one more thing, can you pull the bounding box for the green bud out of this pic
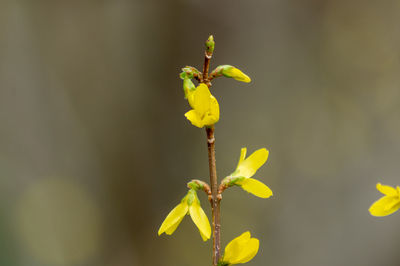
[209,65,229,79]
[205,35,215,55]
[187,180,202,190]
[180,71,190,80]
[186,189,197,205]
[183,78,196,99]
[180,66,201,80]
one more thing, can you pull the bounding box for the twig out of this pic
[206,126,221,266]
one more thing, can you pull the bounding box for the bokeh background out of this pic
[1,0,400,265]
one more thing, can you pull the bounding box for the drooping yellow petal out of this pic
[164,214,186,235]
[236,148,269,178]
[369,195,400,217]
[186,88,196,108]
[189,201,211,241]
[240,178,273,198]
[376,183,397,196]
[193,84,211,115]
[223,231,259,265]
[184,110,204,128]
[209,95,220,122]
[158,201,189,236]
[236,148,247,169]
[201,96,220,126]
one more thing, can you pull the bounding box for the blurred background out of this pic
[1,0,400,265]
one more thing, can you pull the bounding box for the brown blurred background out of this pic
[1,0,400,265]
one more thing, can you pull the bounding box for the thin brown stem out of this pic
[206,126,221,266]
[188,179,212,198]
[202,51,212,87]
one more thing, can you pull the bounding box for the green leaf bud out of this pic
[186,189,197,205]
[180,66,201,80]
[205,35,215,55]
[183,78,196,99]
[187,180,202,190]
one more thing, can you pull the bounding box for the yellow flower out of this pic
[184,83,220,128]
[222,66,251,83]
[226,148,272,198]
[158,189,211,241]
[220,231,259,265]
[369,183,400,217]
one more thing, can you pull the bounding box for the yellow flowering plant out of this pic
[158,36,272,266]
[369,183,400,217]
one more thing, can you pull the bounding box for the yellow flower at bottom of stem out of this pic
[184,83,220,128]
[158,189,211,241]
[220,231,259,265]
[369,183,400,217]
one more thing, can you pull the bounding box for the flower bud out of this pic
[180,66,201,80]
[205,35,215,55]
[183,78,195,99]
[211,65,251,83]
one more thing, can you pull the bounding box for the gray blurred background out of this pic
[1,0,400,265]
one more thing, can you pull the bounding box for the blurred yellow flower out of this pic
[220,231,259,265]
[158,189,211,241]
[229,148,272,198]
[369,183,400,217]
[185,83,220,128]
[222,66,251,83]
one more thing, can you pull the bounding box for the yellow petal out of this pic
[236,148,247,169]
[193,84,211,115]
[240,178,273,198]
[158,202,188,235]
[164,215,185,235]
[369,195,400,217]
[234,238,259,264]
[187,89,196,108]
[376,183,397,196]
[223,231,259,264]
[209,95,220,122]
[201,96,220,126]
[189,201,211,241]
[236,148,269,178]
[223,232,251,263]
[184,110,204,128]
[202,114,218,127]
